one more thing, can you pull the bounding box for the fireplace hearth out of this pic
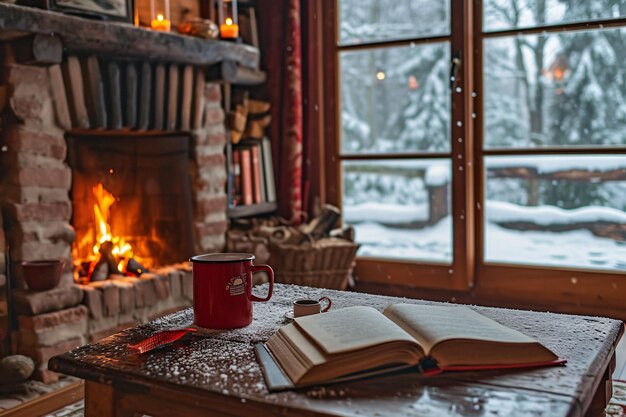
[0,27,249,382]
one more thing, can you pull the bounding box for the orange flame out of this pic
[92,184,133,272]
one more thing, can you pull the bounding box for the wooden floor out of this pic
[615,330,626,380]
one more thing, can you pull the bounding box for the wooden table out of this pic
[49,284,624,417]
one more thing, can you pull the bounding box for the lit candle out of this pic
[151,14,171,32]
[220,17,239,39]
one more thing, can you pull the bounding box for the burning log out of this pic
[99,241,122,274]
[126,258,147,276]
[90,259,108,282]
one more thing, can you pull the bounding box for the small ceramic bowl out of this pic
[21,260,64,292]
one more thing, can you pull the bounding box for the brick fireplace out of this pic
[0,57,227,381]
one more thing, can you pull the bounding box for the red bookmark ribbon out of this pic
[128,327,198,354]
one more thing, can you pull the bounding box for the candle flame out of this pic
[157,14,164,21]
[225,17,233,25]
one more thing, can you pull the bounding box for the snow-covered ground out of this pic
[344,202,428,224]
[354,218,452,262]
[484,221,626,271]
[351,214,626,271]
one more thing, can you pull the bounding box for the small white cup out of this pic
[293,297,332,318]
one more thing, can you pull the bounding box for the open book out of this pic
[255,304,565,391]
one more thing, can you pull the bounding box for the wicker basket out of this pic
[268,238,359,290]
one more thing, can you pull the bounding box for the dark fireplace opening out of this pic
[66,132,194,281]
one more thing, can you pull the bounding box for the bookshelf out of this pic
[214,1,276,220]
[221,79,277,220]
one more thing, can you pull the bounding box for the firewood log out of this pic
[99,241,121,275]
[90,259,109,282]
[330,225,356,242]
[127,258,147,276]
[227,109,247,132]
[299,204,341,242]
[243,119,265,139]
[248,99,270,114]
[231,130,243,144]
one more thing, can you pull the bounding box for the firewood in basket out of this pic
[299,205,341,242]
[330,225,356,242]
[127,258,147,276]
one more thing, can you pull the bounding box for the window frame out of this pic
[322,0,626,292]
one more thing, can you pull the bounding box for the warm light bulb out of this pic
[157,14,164,21]
[225,17,233,25]
[376,71,386,81]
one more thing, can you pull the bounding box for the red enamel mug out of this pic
[190,253,274,329]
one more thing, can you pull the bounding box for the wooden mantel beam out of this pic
[0,3,260,69]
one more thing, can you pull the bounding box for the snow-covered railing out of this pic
[487,159,626,241]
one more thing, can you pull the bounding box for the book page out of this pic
[384,304,536,354]
[294,306,419,355]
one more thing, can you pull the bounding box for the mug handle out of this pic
[319,296,332,312]
[247,264,274,302]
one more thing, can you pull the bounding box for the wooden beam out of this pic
[138,62,152,130]
[488,167,626,182]
[124,62,138,128]
[0,381,84,417]
[0,3,260,69]
[11,33,63,64]
[48,64,72,130]
[83,56,107,128]
[62,56,89,129]
[107,61,122,130]
[208,60,266,85]
[167,64,179,131]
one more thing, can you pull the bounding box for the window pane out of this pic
[343,159,452,263]
[340,43,451,154]
[484,155,626,271]
[484,0,626,32]
[484,28,626,149]
[339,0,450,46]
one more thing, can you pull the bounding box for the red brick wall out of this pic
[0,63,228,289]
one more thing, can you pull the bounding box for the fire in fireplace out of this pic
[67,132,195,282]
[74,183,146,283]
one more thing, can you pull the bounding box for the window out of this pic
[324,0,626,290]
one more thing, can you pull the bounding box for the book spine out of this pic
[257,143,268,202]
[251,145,263,204]
[232,150,242,206]
[262,138,277,202]
[240,149,253,205]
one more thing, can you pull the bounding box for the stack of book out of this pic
[231,137,276,206]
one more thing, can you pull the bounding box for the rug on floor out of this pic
[607,380,626,416]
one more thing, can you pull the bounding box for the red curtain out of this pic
[257,0,304,222]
